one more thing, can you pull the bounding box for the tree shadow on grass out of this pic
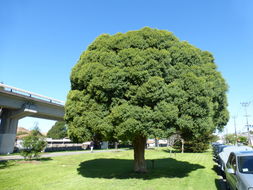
[77,158,205,179]
[18,157,53,163]
[0,160,16,169]
[162,149,181,153]
[33,157,53,161]
[0,157,52,170]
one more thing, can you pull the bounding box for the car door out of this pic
[229,155,238,190]
[226,154,237,190]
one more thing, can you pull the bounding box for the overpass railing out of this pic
[0,83,65,105]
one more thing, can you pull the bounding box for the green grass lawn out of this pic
[0,148,222,190]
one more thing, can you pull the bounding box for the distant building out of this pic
[45,138,86,152]
[147,139,168,147]
[16,127,30,139]
[15,127,111,151]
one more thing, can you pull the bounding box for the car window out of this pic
[219,146,226,153]
[231,156,236,171]
[238,156,253,174]
[227,154,235,169]
[227,154,232,166]
[221,146,226,152]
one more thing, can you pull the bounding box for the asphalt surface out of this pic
[0,149,126,161]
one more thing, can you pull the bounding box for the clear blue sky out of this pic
[1,0,253,133]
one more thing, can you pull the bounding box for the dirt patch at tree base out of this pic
[17,160,41,164]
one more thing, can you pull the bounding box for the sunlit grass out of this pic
[0,148,221,190]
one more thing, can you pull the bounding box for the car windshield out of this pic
[218,146,228,153]
[238,156,253,174]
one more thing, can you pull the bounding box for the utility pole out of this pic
[225,126,228,144]
[232,115,237,145]
[241,102,251,145]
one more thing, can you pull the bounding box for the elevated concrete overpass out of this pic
[0,83,65,154]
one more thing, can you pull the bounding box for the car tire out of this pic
[221,170,226,179]
[226,183,230,190]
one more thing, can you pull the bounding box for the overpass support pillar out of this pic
[0,108,19,154]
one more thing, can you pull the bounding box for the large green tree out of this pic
[65,27,229,172]
[47,121,67,139]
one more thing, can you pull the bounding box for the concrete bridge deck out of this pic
[0,83,65,154]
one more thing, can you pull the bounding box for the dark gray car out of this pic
[225,151,253,190]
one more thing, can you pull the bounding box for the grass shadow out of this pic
[0,157,53,169]
[33,157,52,161]
[0,160,16,169]
[18,157,53,163]
[162,149,181,153]
[77,158,205,179]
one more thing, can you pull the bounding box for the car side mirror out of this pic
[227,168,235,174]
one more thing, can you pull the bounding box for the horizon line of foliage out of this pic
[225,134,247,145]
[65,27,229,152]
[47,121,67,139]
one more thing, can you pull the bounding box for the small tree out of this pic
[225,134,237,144]
[225,134,248,145]
[47,121,67,139]
[210,134,220,142]
[237,136,247,144]
[21,127,47,159]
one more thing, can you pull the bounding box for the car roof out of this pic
[223,146,252,153]
[219,145,228,148]
[219,145,231,149]
[232,151,253,156]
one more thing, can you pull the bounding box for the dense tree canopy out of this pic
[65,27,229,172]
[47,121,67,139]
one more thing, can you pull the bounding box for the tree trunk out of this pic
[133,136,147,173]
[115,142,118,150]
[167,138,170,147]
[155,138,159,147]
[181,139,184,153]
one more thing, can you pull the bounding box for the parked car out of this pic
[212,142,222,147]
[213,143,223,154]
[218,146,253,172]
[225,151,253,190]
[214,144,232,159]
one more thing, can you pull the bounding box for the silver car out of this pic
[225,151,253,190]
[219,146,253,172]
